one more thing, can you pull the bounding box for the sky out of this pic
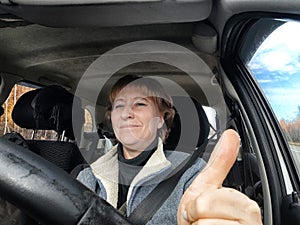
[249,21,300,121]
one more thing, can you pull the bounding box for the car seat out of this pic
[164,95,210,155]
[164,96,245,190]
[11,85,86,173]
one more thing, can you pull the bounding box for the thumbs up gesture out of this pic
[177,129,263,225]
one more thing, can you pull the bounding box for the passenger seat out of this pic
[164,96,210,154]
[11,85,86,173]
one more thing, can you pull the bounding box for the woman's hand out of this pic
[177,129,262,225]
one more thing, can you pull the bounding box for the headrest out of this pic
[12,85,84,140]
[164,96,210,151]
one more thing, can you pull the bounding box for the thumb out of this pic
[177,129,240,224]
[196,129,240,188]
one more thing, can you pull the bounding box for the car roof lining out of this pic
[0,21,222,107]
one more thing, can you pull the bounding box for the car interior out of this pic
[0,0,300,225]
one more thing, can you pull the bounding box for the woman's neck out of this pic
[122,148,141,159]
[121,137,158,159]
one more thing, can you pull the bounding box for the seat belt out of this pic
[127,138,209,225]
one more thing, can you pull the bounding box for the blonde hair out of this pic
[106,75,175,141]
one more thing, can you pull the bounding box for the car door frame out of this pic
[220,12,300,225]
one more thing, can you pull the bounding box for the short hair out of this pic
[106,75,175,141]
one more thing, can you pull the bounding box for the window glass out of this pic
[244,20,300,176]
[0,83,57,140]
[83,108,93,132]
[203,106,217,139]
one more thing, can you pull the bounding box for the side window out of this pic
[244,20,300,176]
[83,108,94,132]
[0,82,57,140]
[203,106,217,139]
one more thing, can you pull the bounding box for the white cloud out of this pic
[248,21,300,120]
[257,79,273,83]
[259,22,300,51]
[250,21,300,76]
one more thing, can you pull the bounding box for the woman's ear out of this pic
[157,115,165,129]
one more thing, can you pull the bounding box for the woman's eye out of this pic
[114,104,124,109]
[136,102,147,107]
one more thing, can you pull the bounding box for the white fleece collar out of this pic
[90,138,171,208]
[90,144,119,207]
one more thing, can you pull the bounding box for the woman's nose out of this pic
[120,105,134,119]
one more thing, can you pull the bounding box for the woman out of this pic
[77,75,262,225]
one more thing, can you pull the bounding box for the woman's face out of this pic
[111,85,164,157]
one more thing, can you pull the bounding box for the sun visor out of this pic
[0,0,212,27]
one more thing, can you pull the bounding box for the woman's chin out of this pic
[119,136,141,147]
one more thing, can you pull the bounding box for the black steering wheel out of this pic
[0,138,132,225]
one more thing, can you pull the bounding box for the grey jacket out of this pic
[77,138,206,225]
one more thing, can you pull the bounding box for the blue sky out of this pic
[249,21,300,121]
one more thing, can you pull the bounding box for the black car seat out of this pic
[164,95,211,156]
[11,85,86,173]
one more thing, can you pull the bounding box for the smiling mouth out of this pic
[120,125,141,129]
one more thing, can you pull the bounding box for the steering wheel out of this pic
[0,138,133,225]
